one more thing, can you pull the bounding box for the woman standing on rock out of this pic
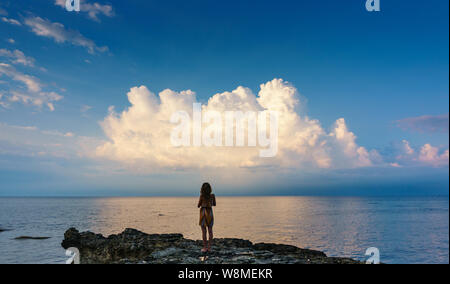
[198,182,216,253]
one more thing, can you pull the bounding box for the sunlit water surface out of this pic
[0,197,448,264]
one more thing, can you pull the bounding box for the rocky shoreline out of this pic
[61,228,361,264]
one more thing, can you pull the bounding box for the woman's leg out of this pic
[201,226,207,251]
[207,226,213,250]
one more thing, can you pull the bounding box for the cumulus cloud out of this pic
[419,144,449,167]
[394,140,449,167]
[96,79,379,171]
[55,0,114,22]
[396,114,449,133]
[24,16,108,54]
[0,63,63,111]
[0,49,35,67]
[1,16,21,26]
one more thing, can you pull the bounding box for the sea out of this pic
[0,196,448,264]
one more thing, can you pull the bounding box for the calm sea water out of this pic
[0,196,448,264]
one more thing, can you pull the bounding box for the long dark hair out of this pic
[200,182,212,202]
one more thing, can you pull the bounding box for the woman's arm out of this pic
[197,196,202,208]
[212,194,216,206]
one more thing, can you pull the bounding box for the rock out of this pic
[61,227,81,248]
[61,228,362,264]
[151,247,180,258]
[15,236,51,240]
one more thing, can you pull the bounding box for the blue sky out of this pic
[0,0,448,196]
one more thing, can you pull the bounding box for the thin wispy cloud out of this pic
[0,49,36,67]
[24,16,108,54]
[0,63,63,111]
[396,114,449,133]
[0,122,86,159]
[0,92,8,108]
[8,90,63,111]
[0,63,41,92]
[80,104,93,117]
[81,104,92,113]
[54,0,114,22]
[1,16,22,26]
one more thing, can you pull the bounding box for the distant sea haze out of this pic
[0,196,448,264]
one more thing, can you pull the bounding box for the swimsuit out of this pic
[199,207,214,227]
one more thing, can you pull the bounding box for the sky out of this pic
[0,0,448,196]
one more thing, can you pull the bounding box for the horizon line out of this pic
[0,194,448,198]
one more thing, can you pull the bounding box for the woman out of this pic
[197,182,216,252]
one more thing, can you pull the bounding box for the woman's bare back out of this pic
[198,194,216,208]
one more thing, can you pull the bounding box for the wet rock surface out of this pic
[61,228,361,264]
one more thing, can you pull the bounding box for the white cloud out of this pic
[0,63,63,111]
[0,63,41,92]
[329,118,374,168]
[419,144,449,167]
[96,79,380,171]
[390,162,402,168]
[0,49,36,67]
[1,17,21,26]
[6,38,15,44]
[8,91,63,111]
[55,0,114,22]
[402,139,415,155]
[394,140,449,167]
[41,129,76,137]
[24,16,108,54]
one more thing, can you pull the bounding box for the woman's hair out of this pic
[200,182,212,202]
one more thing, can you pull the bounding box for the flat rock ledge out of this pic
[61,228,361,264]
